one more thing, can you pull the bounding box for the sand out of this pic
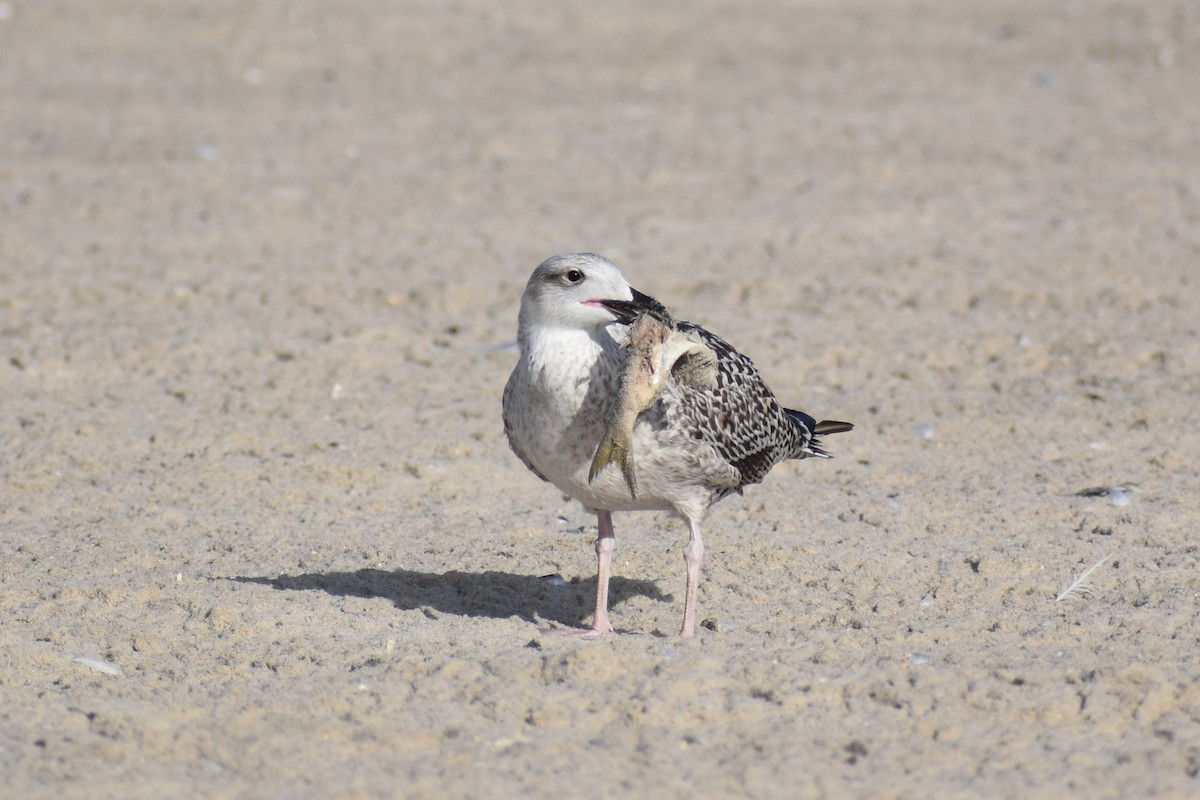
[2,1,1198,797]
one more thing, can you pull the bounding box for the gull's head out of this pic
[517,253,636,340]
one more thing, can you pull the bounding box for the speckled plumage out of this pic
[502,253,852,637]
[667,320,840,494]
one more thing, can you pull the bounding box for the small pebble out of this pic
[1035,70,1061,88]
[493,736,524,750]
[914,424,935,439]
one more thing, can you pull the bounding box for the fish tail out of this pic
[589,433,638,499]
[588,436,615,484]
[618,446,638,500]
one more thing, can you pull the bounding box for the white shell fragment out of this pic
[73,656,125,677]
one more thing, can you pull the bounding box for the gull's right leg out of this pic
[541,510,616,638]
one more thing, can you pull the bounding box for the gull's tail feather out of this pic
[785,410,854,458]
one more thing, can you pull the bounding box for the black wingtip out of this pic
[785,411,853,458]
[785,410,854,436]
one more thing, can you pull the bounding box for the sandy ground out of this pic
[3,1,1199,797]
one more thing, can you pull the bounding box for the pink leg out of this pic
[541,511,616,638]
[680,518,704,637]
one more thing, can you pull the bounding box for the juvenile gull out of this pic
[502,254,852,637]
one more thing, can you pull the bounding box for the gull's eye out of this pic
[563,269,584,284]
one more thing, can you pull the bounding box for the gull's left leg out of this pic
[680,517,704,637]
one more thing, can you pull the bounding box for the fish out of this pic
[588,293,718,499]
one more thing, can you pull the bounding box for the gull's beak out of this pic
[596,288,671,323]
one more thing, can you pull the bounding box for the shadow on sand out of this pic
[229,568,671,630]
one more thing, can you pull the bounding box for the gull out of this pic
[502,253,852,637]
